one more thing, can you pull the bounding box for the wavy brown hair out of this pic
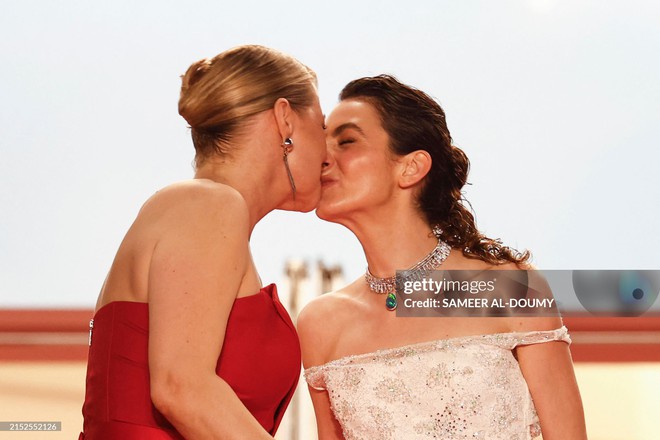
[340,75,530,266]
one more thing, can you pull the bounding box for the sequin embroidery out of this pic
[304,326,570,439]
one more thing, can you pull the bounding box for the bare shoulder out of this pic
[297,279,364,368]
[500,263,563,333]
[447,256,561,333]
[299,289,352,321]
[137,180,249,234]
[299,278,366,324]
[144,179,247,214]
[298,284,357,337]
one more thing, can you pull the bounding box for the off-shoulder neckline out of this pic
[305,326,568,373]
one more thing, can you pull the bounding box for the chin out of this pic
[295,203,316,213]
[284,190,321,213]
[315,203,338,222]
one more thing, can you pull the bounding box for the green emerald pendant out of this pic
[385,292,397,311]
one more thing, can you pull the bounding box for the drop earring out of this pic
[282,138,296,200]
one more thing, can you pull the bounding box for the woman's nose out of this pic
[323,142,336,169]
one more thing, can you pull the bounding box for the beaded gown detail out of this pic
[80,284,300,439]
[305,326,570,440]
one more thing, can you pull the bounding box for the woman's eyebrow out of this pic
[332,122,365,137]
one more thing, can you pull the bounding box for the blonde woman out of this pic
[299,75,587,440]
[79,45,327,439]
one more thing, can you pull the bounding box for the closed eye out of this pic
[338,138,355,146]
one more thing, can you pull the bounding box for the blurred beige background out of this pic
[2,279,660,440]
[1,361,659,439]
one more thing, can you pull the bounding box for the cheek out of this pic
[301,127,326,159]
[293,133,325,184]
[302,136,326,168]
[338,155,394,198]
[340,153,388,180]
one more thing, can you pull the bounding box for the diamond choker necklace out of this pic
[365,232,451,311]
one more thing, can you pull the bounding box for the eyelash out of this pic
[338,139,355,146]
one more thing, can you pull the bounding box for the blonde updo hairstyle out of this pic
[178,45,318,168]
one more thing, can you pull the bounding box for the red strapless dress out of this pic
[79,284,301,439]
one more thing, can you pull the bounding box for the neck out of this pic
[341,208,439,279]
[194,150,288,235]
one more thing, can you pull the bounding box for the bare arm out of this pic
[298,300,345,440]
[307,386,345,440]
[510,269,587,439]
[147,187,272,440]
[517,338,588,440]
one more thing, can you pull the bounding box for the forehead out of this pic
[327,99,382,129]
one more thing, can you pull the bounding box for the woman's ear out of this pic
[399,150,432,188]
[273,97,294,141]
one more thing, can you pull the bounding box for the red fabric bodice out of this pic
[79,284,301,439]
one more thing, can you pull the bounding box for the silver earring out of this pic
[282,138,296,200]
[432,225,443,238]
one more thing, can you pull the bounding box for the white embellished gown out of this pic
[304,326,570,440]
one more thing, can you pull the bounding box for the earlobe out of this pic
[399,150,432,188]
